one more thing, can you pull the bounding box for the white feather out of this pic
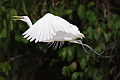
[13,13,108,57]
[22,13,84,42]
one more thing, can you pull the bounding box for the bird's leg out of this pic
[76,40,95,57]
[77,40,109,58]
[70,40,95,57]
[70,40,109,58]
[77,40,101,55]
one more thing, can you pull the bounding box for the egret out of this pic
[12,13,109,58]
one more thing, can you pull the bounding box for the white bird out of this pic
[12,13,109,58]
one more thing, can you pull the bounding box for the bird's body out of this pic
[12,13,109,58]
[22,13,84,43]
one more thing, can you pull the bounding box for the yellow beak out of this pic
[12,16,24,20]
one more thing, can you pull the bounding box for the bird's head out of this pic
[12,16,30,23]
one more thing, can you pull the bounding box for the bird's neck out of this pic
[26,19,33,27]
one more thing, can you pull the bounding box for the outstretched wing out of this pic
[22,13,82,43]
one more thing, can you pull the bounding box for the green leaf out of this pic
[11,9,17,16]
[80,58,87,69]
[0,63,11,72]
[15,34,28,43]
[109,67,115,75]
[62,49,67,59]
[94,32,99,40]
[3,19,7,28]
[88,67,94,77]
[0,76,5,80]
[114,20,120,28]
[97,27,101,35]
[72,72,80,80]
[62,66,70,76]
[104,33,109,42]
[87,10,96,22]
[67,47,73,57]
[107,20,113,28]
[38,44,47,53]
[95,44,103,52]
[1,28,7,38]
[79,72,84,78]
[63,9,73,15]
[70,62,77,72]
[10,20,13,30]
[86,26,93,39]
[67,55,74,63]
[22,0,28,15]
[0,1,2,10]
[88,1,95,7]
[59,48,67,60]
[5,63,11,71]
[95,76,103,80]
[77,4,86,19]
[86,55,90,61]
[15,34,22,42]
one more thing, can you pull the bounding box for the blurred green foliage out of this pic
[0,0,120,80]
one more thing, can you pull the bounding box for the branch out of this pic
[6,55,23,63]
[115,71,120,80]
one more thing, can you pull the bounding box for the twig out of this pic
[115,71,120,80]
[6,55,23,63]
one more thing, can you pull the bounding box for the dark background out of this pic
[0,0,120,80]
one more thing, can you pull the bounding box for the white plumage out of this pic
[12,13,109,58]
[22,13,84,43]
